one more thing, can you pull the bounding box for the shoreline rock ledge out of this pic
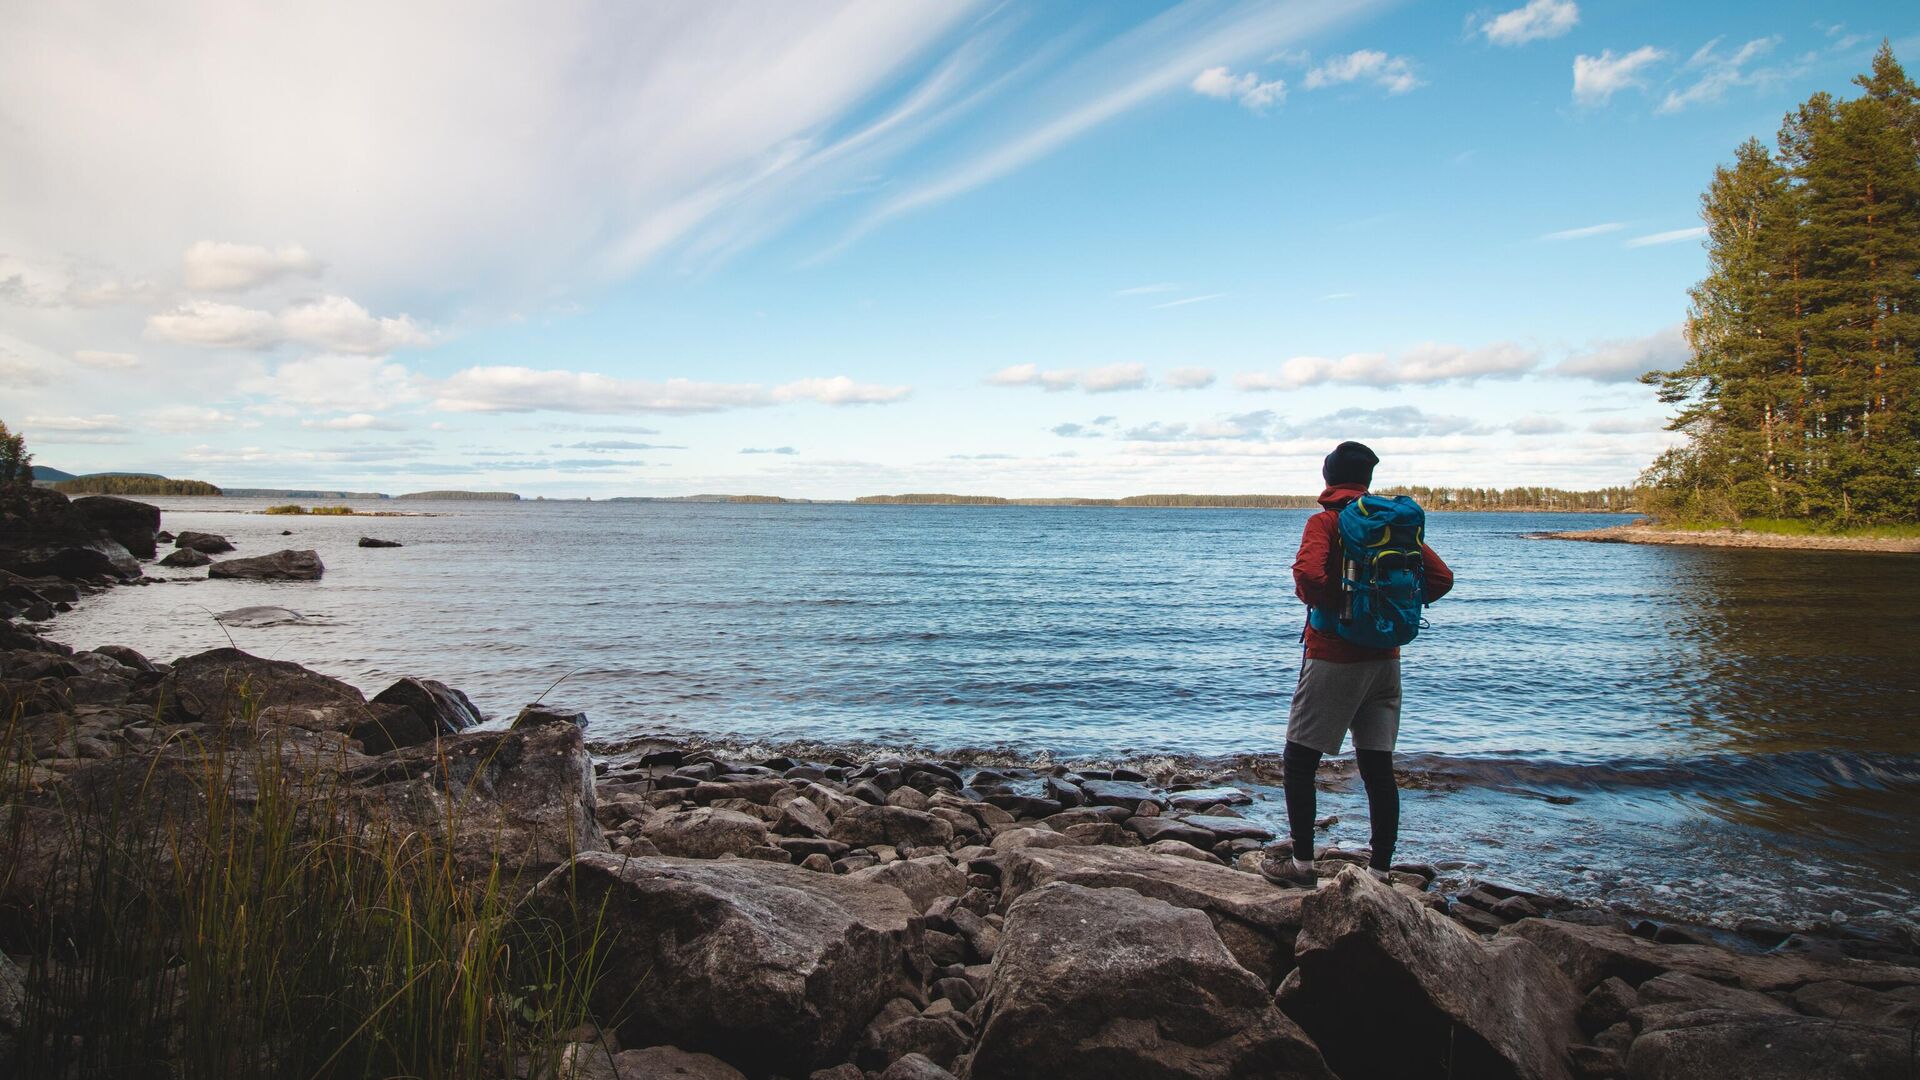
[4,487,1919,1078]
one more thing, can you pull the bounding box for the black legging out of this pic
[1283,740,1398,872]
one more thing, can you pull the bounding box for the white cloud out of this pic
[1588,414,1670,434]
[1164,366,1216,390]
[250,355,424,412]
[145,300,282,348]
[771,375,912,406]
[1658,37,1781,113]
[986,362,1147,393]
[1573,47,1666,106]
[0,350,50,387]
[300,413,408,431]
[23,414,131,434]
[145,406,242,433]
[1510,415,1572,435]
[432,366,910,414]
[72,350,139,369]
[1556,323,1688,382]
[181,241,323,291]
[1190,66,1286,110]
[1115,283,1180,296]
[279,296,432,354]
[1235,341,1539,391]
[1303,50,1421,94]
[1481,0,1579,46]
[1540,222,1624,241]
[144,295,430,353]
[1625,226,1706,248]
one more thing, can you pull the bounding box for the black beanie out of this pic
[1322,441,1379,487]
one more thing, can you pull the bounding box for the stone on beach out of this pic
[963,882,1334,1080]
[360,675,483,752]
[527,852,923,1075]
[1289,867,1581,1080]
[998,844,1308,985]
[208,548,324,580]
[172,530,235,554]
[70,495,161,559]
[158,547,212,567]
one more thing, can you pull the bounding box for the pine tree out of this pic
[0,420,32,487]
[1644,44,1920,525]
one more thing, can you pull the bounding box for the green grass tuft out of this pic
[1,695,615,1079]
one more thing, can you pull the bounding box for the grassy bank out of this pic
[1,702,616,1079]
[1651,517,1920,540]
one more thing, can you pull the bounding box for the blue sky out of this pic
[3,0,1913,497]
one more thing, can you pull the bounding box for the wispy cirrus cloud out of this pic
[1540,222,1624,241]
[1625,226,1706,248]
[1658,36,1785,113]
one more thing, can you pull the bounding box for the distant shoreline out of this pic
[1534,523,1920,553]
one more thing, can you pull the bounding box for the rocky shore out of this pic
[4,487,1918,1079]
[1536,522,1920,554]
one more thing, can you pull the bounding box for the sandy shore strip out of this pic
[1534,523,1920,553]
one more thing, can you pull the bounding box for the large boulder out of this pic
[348,716,605,878]
[173,530,235,554]
[208,549,323,580]
[1624,1013,1914,1079]
[642,806,771,859]
[964,883,1334,1080]
[159,647,369,725]
[0,486,140,579]
[998,845,1307,983]
[0,949,22,1070]
[829,804,955,850]
[525,853,924,1074]
[1289,867,1581,1080]
[70,495,161,559]
[1503,918,1920,994]
[849,856,969,912]
[359,676,482,753]
[159,547,212,568]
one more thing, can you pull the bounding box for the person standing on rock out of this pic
[1263,441,1453,888]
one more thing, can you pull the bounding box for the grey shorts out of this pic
[1286,658,1402,755]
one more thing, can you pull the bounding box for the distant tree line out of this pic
[856,490,1632,510]
[48,475,222,496]
[1643,44,1919,525]
[1376,485,1641,512]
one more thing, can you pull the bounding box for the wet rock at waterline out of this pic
[158,547,212,568]
[172,530,235,554]
[359,676,483,752]
[358,536,403,548]
[214,605,312,628]
[70,495,161,560]
[208,549,324,581]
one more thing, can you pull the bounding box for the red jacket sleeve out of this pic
[1292,513,1340,611]
[1421,543,1454,603]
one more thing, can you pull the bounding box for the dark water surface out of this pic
[42,499,1920,930]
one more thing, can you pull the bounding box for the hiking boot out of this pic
[1259,853,1318,889]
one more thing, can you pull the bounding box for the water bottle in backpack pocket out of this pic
[1307,494,1428,649]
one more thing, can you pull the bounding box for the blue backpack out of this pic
[1307,494,1429,649]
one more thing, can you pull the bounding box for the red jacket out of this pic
[1293,483,1454,662]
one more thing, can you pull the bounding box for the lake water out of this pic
[41,498,1920,931]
